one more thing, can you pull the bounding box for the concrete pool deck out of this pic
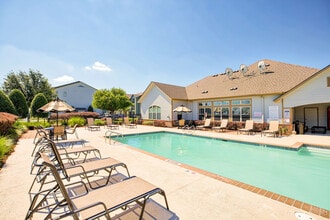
[0,125,329,219]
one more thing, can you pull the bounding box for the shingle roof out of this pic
[185,59,319,100]
[153,81,188,100]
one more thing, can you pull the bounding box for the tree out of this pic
[8,89,29,118]
[2,69,55,106]
[30,93,48,121]
[0,90,18,115]
[92,88,132,114]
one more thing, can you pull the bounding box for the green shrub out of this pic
[0,137,13,165]
[8,89,29,118]
[0,90,18,115]
[142,120,154,126]
[30,93,48,118]
[94,119,105,126]
[20,121,51,129]
[68,116,86,127]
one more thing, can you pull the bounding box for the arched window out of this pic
[148,105,161,119]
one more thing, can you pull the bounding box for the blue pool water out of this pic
[114,132,330,210]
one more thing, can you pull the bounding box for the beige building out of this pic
[139,59,330,131]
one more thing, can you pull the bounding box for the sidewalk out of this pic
[0,125,329,219]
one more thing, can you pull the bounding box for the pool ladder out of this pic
[105,130,123,144]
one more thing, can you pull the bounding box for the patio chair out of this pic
[30,139,130,193]
[212,119,228,132]
[237,120,254,135]
[124,117,137,128]
[53,125,67,140]
[33,126,48,144]
[26,155,176,220]
[177,119,185,129]
[261,121,280,138]
[87,118,101,131]
[196,118,212,130]
[105,118,119,130]
[66,124,79,139]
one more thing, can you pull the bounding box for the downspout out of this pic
[281,98,284,124]
[261,96,264,123]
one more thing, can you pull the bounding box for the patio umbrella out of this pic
[173,105,192,113]
[37,97,75,125]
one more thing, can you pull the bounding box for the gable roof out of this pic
[185,59,319,100]
[153,82,188,99]
[54,81,97,91]
[139,81,188,102]
[274,65,330,102]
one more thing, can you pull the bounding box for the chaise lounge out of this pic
[196,118,212,130]
[261,121,280,138]
[26,153,178,220]
[212,119,228,132]
[237,120,254,135]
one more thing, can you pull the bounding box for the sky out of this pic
[0,0,329,94]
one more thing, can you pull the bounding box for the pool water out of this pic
[114,132,330,210]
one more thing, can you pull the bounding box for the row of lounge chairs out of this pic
[27,132,178,219]
[178,119,280,137]
[87,117,137,131]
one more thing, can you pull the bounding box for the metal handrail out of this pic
[105,130,123,144]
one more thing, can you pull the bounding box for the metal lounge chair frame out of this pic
[87,118,101,131]
[105,118,120,130]
[124,117,137,128]
[32,134,86,156]
[31,136,102,175]
[30,139,130,194]
[26,156,172,220]
[66,124,79,139]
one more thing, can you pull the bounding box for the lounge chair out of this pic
[30,139,130,192]
[261,121,280,137]
[196,118,212,130]
[66,124,79,139]
[237,120,254,135]
[212,119,228,132]
[87,118,101,131]
[26,156,177,220]
[105,118,119,130]
[31,134,86,157]
[182,120,196,130]
[30,135,101,175]
[124,117,137,128]
[33,126,48,144]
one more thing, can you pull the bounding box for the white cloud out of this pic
[53,75,75,83]
[85,61,112,72]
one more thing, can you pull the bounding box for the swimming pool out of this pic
[114,132,330,210]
